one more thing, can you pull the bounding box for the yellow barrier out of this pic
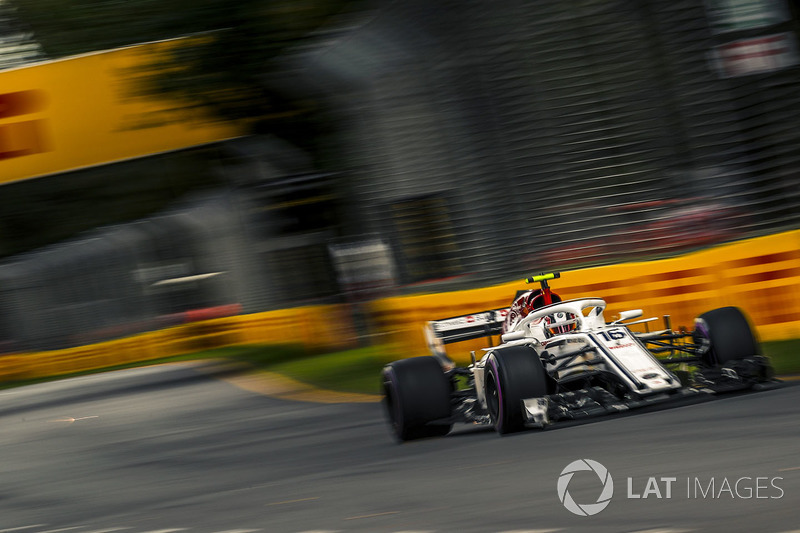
[0,304,356,382]
[1,230,799,381]
[369,230,800,363]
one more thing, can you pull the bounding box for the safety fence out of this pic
[1,229,799,380]
[322,0,800,285]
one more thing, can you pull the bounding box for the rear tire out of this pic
[484,346,550,434]
[382,356,453,441]
[694,306,761,366]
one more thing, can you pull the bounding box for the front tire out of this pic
[382,356,453,441]
[484,346,550,434]
[694,306,761,366]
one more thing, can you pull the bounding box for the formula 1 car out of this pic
[382,272,776,441]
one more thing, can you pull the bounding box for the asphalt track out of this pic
[1,363,799,533]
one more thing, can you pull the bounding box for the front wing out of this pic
[521,355,778,427]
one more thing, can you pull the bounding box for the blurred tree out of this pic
[7,0,367,166]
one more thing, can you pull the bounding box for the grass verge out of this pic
[1,339,797,395]
[0,344,396,395]
[761,339,800,376]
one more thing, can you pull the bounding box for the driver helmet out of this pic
[503,289,563,333]
[544,311,578,336]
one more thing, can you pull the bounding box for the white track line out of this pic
[496,530,563,533]
[626,529,693,533]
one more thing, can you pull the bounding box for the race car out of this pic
[382,272,777,441]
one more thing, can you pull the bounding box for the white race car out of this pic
[382,272,776,441]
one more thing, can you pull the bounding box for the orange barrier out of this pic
[369,230,800,363]
[1,230,799,381]
[0,304,356,382]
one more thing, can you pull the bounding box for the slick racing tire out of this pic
[485,346,550,435]
[694,306,761,366]
[382,356,453,442]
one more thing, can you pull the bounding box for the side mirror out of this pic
[501,330,526,343]
[617,309,643,322]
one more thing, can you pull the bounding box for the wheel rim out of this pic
[486,369,500,423]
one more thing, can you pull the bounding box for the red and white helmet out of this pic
[502,289,563,333]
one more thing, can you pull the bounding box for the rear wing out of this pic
[424,309,509,361]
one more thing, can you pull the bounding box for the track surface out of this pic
[2,363,799,533]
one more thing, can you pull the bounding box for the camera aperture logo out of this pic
[557,459,614,516]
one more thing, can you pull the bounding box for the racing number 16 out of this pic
[598,328,626,342]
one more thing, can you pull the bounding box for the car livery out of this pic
[382,272,777,441]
